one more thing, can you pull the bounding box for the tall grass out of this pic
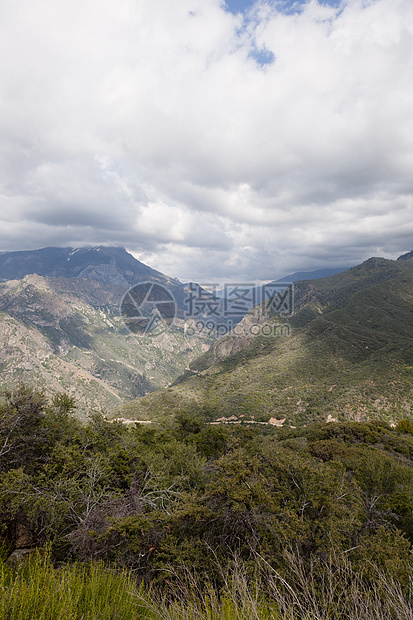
[142,550,413,620]
[0,550,149,620]
[261,549,413,620]
[1,548,412,620]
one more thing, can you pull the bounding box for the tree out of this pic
[0,384,48,472]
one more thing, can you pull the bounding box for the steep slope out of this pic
[0,310,125,418]
[126,256,413,426]
[0,274,212,414]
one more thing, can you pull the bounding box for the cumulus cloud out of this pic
[0,0,412,281]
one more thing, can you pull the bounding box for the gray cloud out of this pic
[0,0,412,281]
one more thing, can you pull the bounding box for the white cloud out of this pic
[0,0,412,280]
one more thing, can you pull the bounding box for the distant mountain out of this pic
[0,246,172,283]
[0,246,193,313]
[127,255,413,426]
[277,267,349,282]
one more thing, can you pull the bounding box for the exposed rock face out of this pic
[5,521,38,567]
[76,264,130,287]
[0,246,162,285]
[6,548,38,566]
[15,522,35,549]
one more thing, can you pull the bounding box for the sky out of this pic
[0,0,412,282]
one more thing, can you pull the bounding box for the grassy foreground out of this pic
[0,550,143,620]
[1,549,412,620]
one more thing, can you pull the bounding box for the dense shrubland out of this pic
[2,384,413,618]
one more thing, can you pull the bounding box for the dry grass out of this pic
[1,546,412,619]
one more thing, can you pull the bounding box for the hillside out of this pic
[0,274,213,415]
[125,255,413,426]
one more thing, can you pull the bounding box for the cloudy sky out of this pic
[0,0,412,281]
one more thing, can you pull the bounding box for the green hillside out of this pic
[125,256,413,426]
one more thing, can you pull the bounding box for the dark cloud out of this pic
[0,0,412,281]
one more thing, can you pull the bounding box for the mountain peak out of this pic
[0,246,163,286]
